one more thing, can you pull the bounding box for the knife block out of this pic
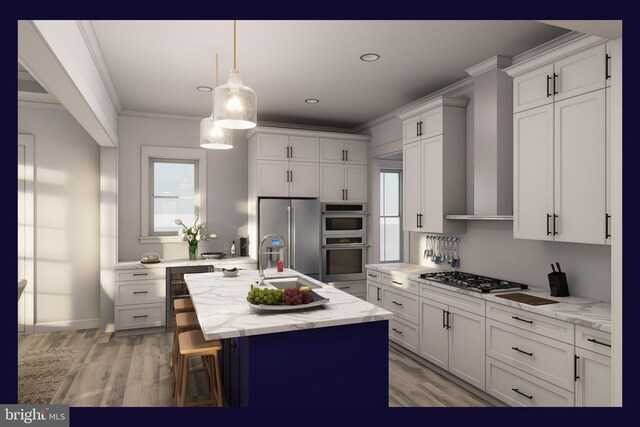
[548,271,570,297]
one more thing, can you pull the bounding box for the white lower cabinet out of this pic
[115,268,167,332]
[115,303,166,330]
[389,316,419,354]
[366,273,382,307]
[486,357,575,407]
[575,347,611,407]
[419,298,449,369]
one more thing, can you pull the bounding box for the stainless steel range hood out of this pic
[447,56,514,221]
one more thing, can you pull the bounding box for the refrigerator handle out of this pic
[287,205,291,269]
[292,205,296,270]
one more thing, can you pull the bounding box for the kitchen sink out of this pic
[264,276,322,290]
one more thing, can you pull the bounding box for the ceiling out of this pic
[90,20,569,129]
[538,20,622,40]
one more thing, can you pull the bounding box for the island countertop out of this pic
[184,268,393,340]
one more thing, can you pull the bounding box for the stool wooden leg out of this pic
[213,352,224,407]
[178,354,189,407]
[174,353,183,406]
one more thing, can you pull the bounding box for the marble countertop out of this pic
[366,263,611,333]
[115,256,256,270]
[184,268,393,340]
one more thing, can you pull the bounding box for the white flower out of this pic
[190,227,197,234]
[181,234,188,241]
[188,234,195,241]
[197,235,203,241]
[174,219,183,225]
[198,223,205,229]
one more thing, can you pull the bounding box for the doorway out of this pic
[18,134,34,334]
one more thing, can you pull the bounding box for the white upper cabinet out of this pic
[344,140,368,165]
[513,64,554,113]
[320,138,344,163]
[420,107,443,139]
[554,44,606,103]
[605,42,612,88]
[605,88,612,244]
[320,163,345,202]
[256,134,289,160]
[402,140,422,232]
[289,161,319,198]
[344,164,367,202]
[403,114,421,144]
[289,136,320,162]
[421,136,444,233]
[256,160,290,197]
[320,138,368,165]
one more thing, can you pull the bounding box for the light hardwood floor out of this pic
[18,329,493,407]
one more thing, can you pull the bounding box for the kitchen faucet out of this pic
[258,233,287,285]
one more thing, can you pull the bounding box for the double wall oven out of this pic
[321,204,368,282]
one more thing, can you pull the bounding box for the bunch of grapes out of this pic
[282,287,314,305]
[246,286,283,305]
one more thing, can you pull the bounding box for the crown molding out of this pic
[397,96,470,121]
[18,100,65,111]
[512,30,584,65]
[77,20,122,113]
[246,125,370,141]
[352,77,473,132]
[119,109,203,121]
[504,33,606,77]
[256,120,355,134]
[465,55,512,77]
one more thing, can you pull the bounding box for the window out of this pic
[140,146,207,243]
[380,170,402,262]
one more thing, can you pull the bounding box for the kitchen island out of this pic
[184,268,393,407]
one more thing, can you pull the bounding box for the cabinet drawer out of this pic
[116,268,165,282]
[330,281,366,295]
[575,325,611,357]
[382,273,419,295]
[419,283,485,316]
[366,270,382,284]
[115,280,165,305]
[382,287,419,323]
[486,301,574,344]
[115,303,166,330]
[389,317,419,354]
[486,319,574,391]
[486,357,574,407]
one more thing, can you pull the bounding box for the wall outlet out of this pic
[224,242,229,251]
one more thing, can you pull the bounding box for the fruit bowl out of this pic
[246,286,329,312]
[222,268,239,277]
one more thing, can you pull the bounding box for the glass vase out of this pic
[188,244,198,261]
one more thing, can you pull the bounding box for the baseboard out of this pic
[33,318,101,333]
[114,326,166,337]
[389,342,507,407]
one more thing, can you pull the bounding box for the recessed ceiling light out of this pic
[305,98,319,104]
[360,53,380,62]
[196,85,213,92]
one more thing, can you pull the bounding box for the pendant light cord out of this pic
[233,19,237,70]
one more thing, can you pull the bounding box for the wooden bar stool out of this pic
[174,297,194,313]
[175,330,223,407]
[171,311,201,394]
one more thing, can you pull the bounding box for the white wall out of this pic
[117,115,248,261]
[18,104,101,329]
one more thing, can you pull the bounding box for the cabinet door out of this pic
[289,136,319,162]
[403,115,421,144]
[554,90,606,244]
[513,105,555,241]
[554,44,606,103]
[575,347,611,407]
[513,64,554,113]
[344,165,367,202]
[256,160,290,197]
[344,140,368,165]
[420,107,443,138]
[605,88,611,245]
[419,298,449,370]
[320,164,345,202]
[402,141,422,231]
[256,134,289,160]
[448,307,485,390]
[319,138,344,163]
[605,42,612,88]
[289,161,319,198]
[421,136,443,233]
[366,281,382,307]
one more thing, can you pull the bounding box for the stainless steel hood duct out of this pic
[447,56,514,221]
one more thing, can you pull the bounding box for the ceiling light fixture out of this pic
[304,98,319,104]
[360,53,380,62]
[201,53,233,150]
[196,85,213,92]
[213,20,257,130]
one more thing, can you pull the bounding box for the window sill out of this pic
[139,236,184,244]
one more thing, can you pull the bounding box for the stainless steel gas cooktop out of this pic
[418,271,528,293]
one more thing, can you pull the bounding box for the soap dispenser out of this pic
[230,240,236,257]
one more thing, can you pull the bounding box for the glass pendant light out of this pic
[201,54,234,149]
[213,20,257,130]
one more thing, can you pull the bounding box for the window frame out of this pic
[140,146,207,243]
[379,169,403,263]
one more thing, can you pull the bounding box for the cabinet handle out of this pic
[546,75,551,97]
[587,338,611,348]
[606,54,611,79]
[345,150,348,162]
[511,388,533,400]
[133,273,148,276]
[368,273,378,278]
[442,309,447,329]
[416,121,420,137]
[606,214,611,239]
[391,328,403,334]
[553,214,558,236]
[345,189,348,200]
[391,280,403,285]
[419,121,423,136]
[342,189,345,200]
[574,355,580,381]
[290,146,293,158]
[133,315,148,319]
[391,301,403,307]
[338,286,351,290]
[286,146,290,158]
[553,73,558,95]
[342,149,345,161]
[290,170,293,182]
[419,213,423,228]
[133,291,149,294]
[512,316,533,324]
[546,214,551,236]
[416,213,420,228]
[377,287,381,301]
[512,346,533,356]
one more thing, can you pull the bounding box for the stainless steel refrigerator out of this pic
[258,198,320,279]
